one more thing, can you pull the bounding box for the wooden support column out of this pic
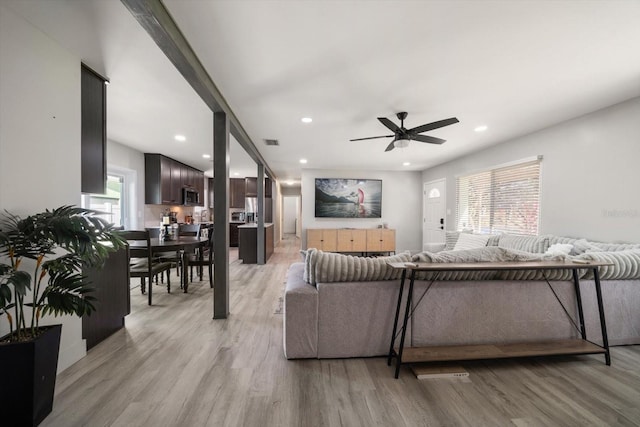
[213,112,230,318]
[257,163,265,265]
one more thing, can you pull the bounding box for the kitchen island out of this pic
[238,223,274,264]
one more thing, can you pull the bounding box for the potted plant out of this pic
[0,205,125,426]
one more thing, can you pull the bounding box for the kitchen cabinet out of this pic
[265,177,273,198]
[82,246,129,350]
[230,178,245,208]
[238,223,274,264]
[81,64,106,194]
[230,223,240,247]
[245,177,257,197]
[145,153,204,206]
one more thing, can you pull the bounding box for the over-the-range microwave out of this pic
[182,187,199,206]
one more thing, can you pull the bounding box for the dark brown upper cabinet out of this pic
[245,177,257,197]
[81,64,107,194]
[145,153,204,206]
[230,178,245,208]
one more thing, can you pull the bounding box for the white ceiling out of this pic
[5,0,640,184]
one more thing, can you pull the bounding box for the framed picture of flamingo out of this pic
[314,178,382,218]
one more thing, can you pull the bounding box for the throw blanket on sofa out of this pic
[411,246,572,280]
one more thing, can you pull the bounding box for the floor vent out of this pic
[264,139,279,146]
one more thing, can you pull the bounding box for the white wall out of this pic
[107,139,145,229]
[422,97,640,243]
[0,5,86,372]
[301,169,423,253]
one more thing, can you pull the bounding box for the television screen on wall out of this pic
[315,178,382,218]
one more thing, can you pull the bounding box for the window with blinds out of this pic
[456,158,541,235]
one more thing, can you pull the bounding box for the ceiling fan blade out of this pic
[349,135,394,141]
[384,140,396,152]
[378,117,401,132]
[412,134,446,145]
[408,117,459,134]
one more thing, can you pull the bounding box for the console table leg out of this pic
[593,268,611,365]
[394,270,415,378]
[388,269,407,366]
[572,268,587,340]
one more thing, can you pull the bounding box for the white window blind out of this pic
[456,158,541,235]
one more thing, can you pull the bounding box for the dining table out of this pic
[131,236,208,293]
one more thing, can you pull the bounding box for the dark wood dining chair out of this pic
[119,230,174,305]
[188,224,214,288]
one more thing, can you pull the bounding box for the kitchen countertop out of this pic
[237,223,273,228]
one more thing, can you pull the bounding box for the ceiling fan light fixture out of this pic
[394,138,410,148]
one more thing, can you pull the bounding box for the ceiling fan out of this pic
[350,112,459,152]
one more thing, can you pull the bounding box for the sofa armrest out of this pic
[283,263,318,359]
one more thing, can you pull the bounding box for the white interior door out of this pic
[423,179,446,251]
[282,196,298,234]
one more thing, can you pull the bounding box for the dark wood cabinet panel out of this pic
[265,177,273,198]
[230,223,240,247]
[145,153,204,206]
[82,246,130,350]
[238,225,274,264]
[230,178,245,208]
[245,177,257,197]
[81,65,106,194]
[160,155,173,204]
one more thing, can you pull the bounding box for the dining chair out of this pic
[188,224,214,288]
[119,230,174,305]
[176,223,201,285]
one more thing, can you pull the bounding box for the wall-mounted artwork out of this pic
[315,178,382,218]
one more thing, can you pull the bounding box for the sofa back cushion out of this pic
[498,234,550,253]
[312,251,411,285]
[453,233,490,250]
[578,250,640,280]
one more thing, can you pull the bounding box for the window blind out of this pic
[456,158,541,235]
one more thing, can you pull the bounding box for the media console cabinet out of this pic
[386,260,613,378]
[306,228,395,254]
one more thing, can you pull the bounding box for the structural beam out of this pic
[120,0,275,179]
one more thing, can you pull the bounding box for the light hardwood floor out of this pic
[43,235,640,426]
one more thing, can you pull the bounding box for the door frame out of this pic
[423,178,446,251]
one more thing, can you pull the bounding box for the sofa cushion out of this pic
[588,242,640,252]
[577,250,640,280]
[312,251,411,285]
[498,234,550,253]
[444,231,461,251]
[453,233,490,250]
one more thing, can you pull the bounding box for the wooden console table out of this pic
[386,260,613,378]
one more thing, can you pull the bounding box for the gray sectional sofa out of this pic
[283,233,640,359]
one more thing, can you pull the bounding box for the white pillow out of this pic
[453,233,490,251]
[545,243,573,256]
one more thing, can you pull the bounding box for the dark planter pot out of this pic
[0,324,62,427]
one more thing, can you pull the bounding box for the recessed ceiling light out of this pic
[474,125,488,133]
[299,158,308,164]
[174,134,186,141]
[403,162,411,166]
[286,180,294,185]
[301,117,313,124]
[202,154,211,159]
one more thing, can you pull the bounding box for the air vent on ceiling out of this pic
[263,139,279,146]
